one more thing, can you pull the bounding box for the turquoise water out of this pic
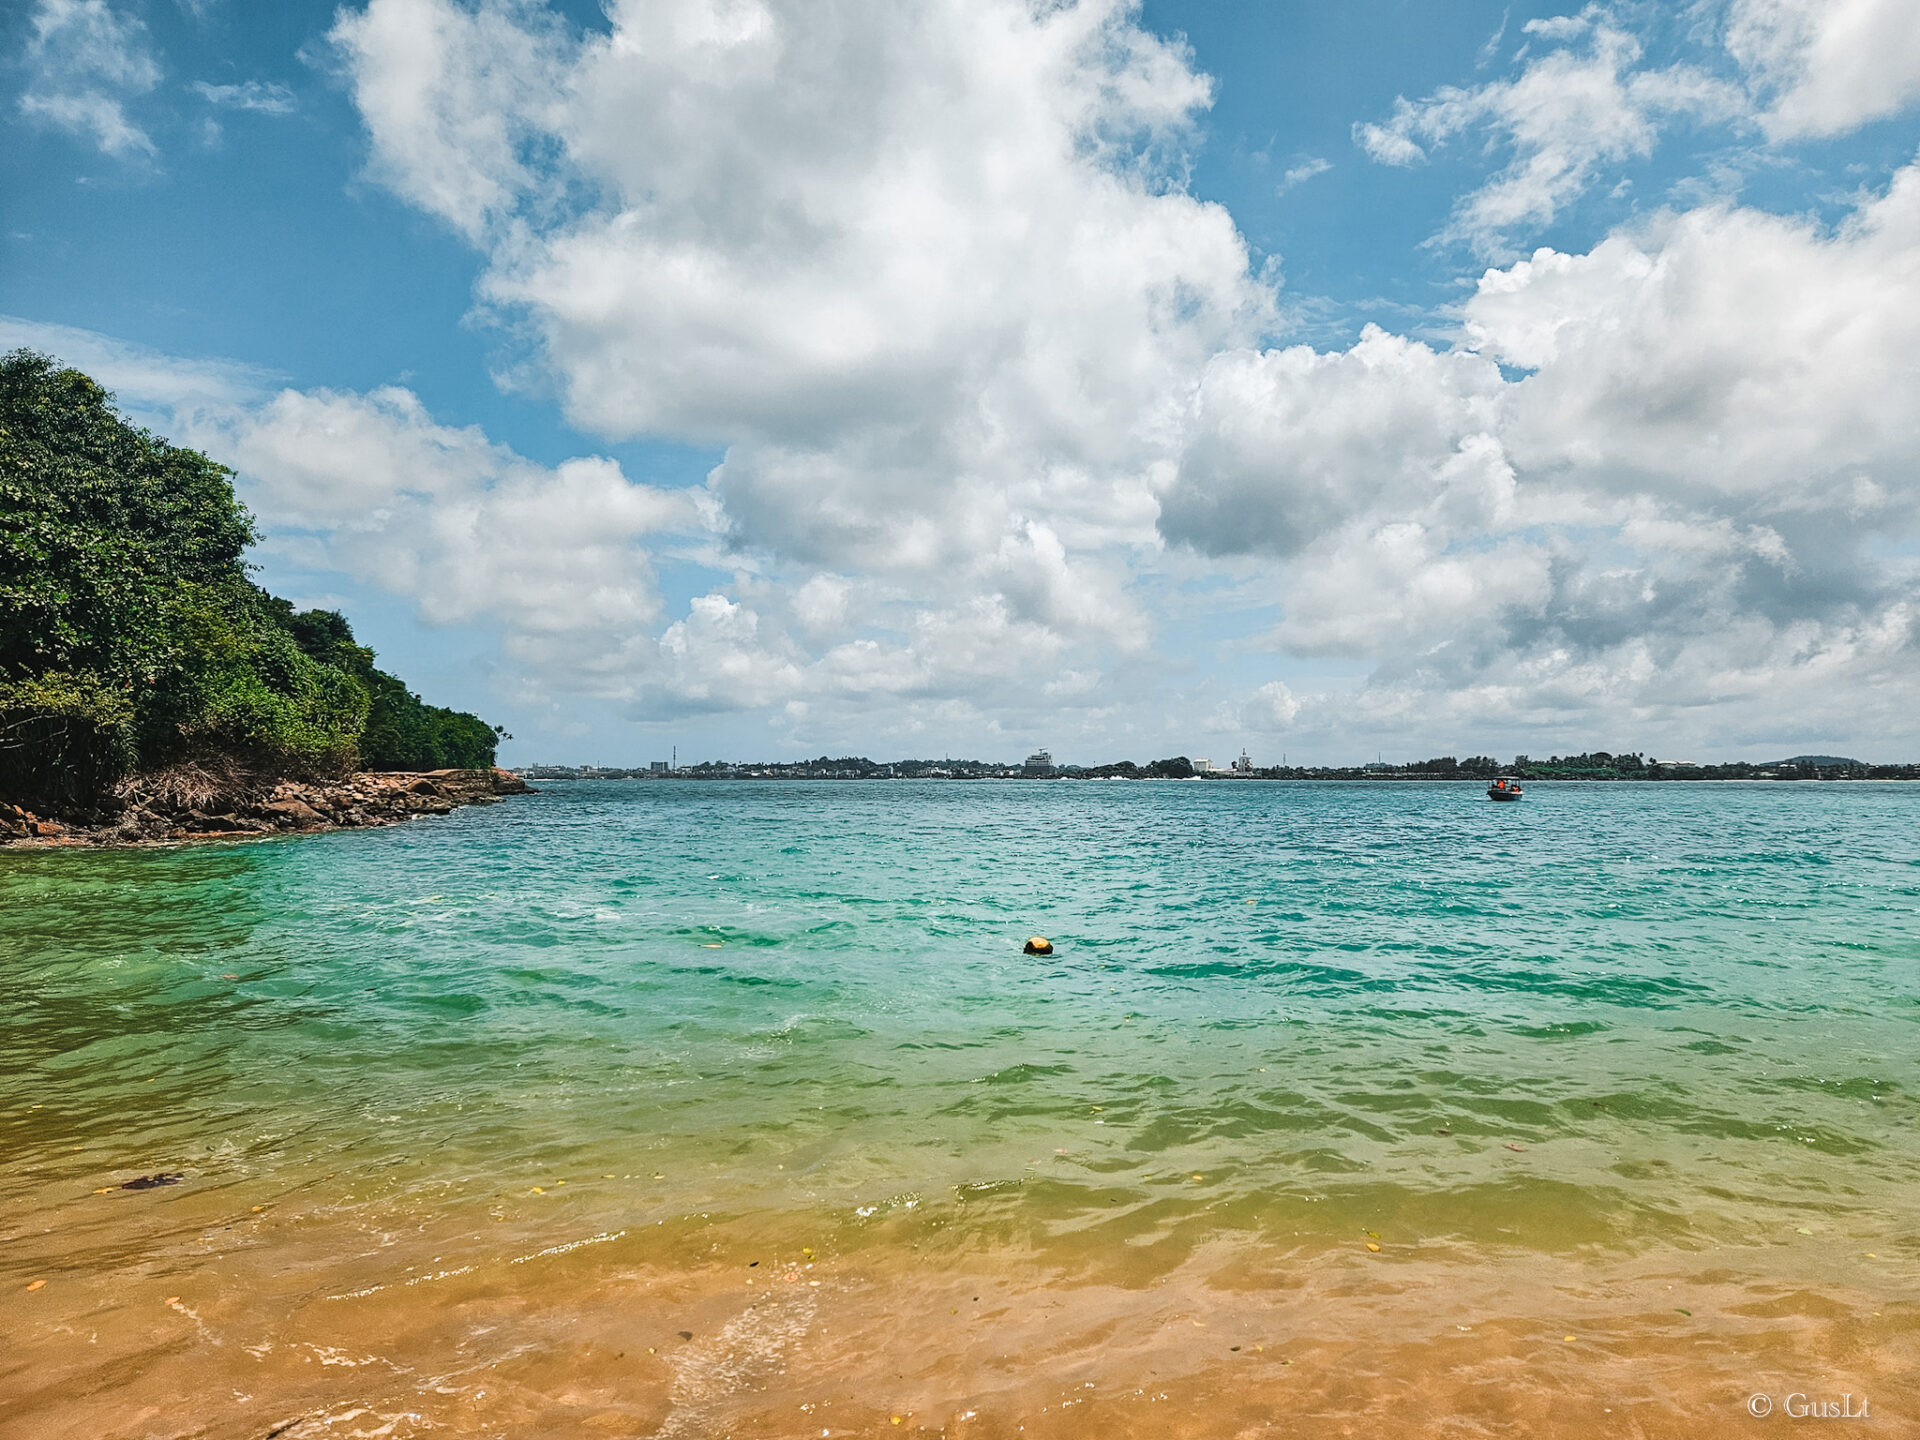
[8,779,1920,1435]
[7,778,1918,1264]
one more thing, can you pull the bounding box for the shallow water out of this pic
[4,780,1917,1437]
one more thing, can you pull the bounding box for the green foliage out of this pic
[335,636,504,771]
[1508,751,1647,779]
[0,670,137,811]
[261,596,504,770]
[0,349,500,809]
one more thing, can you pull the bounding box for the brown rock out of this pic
[30,820,67,837]
[263,798,326,827]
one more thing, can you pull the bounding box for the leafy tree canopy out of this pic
[0,349,502,810]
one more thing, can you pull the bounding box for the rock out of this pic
[120,1172,184,1190]
[262,798,326,827]
[5,761,526,847]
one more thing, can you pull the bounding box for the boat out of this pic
[1487,776,1524,801]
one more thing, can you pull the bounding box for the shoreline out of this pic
[0,766,531,849]
[517,772,1920,784]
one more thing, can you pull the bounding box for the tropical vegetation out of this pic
[0,349,501,812]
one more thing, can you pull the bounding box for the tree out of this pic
[0,350,501,809]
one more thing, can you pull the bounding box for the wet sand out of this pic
[7,1176,1913,1439]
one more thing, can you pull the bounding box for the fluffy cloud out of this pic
[1471,162,1920,516]
[329,0,571,242]
[1354,7,1742,255]
[17,0,161,158]
[178,387,690,690]
[1727,0,1920,138]
[1160,327,1511,559]
[1169,159,1920,749]
[329,0,1265,727]
[1207,679,1300,736]
[297,0,1920,755]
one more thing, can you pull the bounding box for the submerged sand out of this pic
[7,1173,1912,1439]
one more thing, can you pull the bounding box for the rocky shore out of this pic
[0,768,531,848]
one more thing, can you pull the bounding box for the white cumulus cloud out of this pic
[143,0,1913,757]
[1163,155,1920,750]
[1727,0,1920,138]
[177,386,693,692]
[328,0,1269,729]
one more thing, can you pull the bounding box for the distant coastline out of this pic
[518,752,1917,784]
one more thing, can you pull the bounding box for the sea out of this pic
[3,780,1916,1438]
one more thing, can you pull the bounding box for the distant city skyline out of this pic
[7,0,1919,764]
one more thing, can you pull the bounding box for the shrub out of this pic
[0,349,500,809]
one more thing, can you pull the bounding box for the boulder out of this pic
[263,798,326,827]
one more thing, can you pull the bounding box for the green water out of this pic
[5,780,1919,1274]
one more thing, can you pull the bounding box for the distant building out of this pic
[1192,758,1213,774]
[650,760,669,773]
[1230,749,1254,774]
[1023,749,1054,777]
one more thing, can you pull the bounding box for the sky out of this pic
[5,0,1919,767]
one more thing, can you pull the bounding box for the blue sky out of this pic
[6,0,1920,765]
